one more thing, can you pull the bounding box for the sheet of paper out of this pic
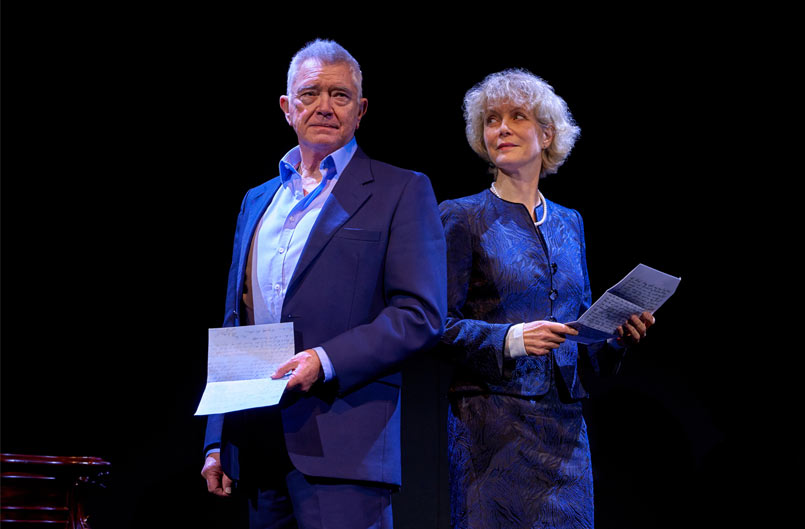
[567,263,681,344]
[195,322,295,415]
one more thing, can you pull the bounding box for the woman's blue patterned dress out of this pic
[440,190,624,529]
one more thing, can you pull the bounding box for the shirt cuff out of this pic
[314,346,335,382]
[205,448,220,458]
[504,323,527,359]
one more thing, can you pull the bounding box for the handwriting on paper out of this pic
[195,322,295,415]
[567,264,680,344]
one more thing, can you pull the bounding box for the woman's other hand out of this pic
[617,311,656,345]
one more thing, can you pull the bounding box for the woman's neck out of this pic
[493,171,542,221]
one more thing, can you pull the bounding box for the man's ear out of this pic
[279,95,291,125]
[355,98,368,129]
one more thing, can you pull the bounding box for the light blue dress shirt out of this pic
[244,137,359,382]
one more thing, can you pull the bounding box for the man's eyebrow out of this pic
[329,85,353,93]
[296,83,320,93]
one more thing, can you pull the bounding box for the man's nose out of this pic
[316,94,333,116]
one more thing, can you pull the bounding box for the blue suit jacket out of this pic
[204,147,446,487]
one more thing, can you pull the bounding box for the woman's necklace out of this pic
[490,182,548,226]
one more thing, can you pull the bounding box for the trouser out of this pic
[231,406,394,529]
[244,469,393,529]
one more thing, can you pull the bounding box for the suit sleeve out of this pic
[203,191,249,453]
[439,199,512,378]
[319,172,447,395]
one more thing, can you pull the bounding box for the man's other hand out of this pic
[201,452,233,497]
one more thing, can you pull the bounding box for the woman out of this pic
[440,69,654,529]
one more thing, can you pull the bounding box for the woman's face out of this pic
[483,102,552,176]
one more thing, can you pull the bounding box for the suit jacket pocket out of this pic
[333,227,381,241]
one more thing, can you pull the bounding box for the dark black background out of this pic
[2,6,798,528]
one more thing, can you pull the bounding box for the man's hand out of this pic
[272,348,322,392]
[617,311,656,345]
[522,321,579,356]
[201,452,233,498]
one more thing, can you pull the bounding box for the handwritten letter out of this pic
[567,264,680,344]
[195,323,295,415]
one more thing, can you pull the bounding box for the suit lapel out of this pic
[285,148,374,300]
[236,178,281,298]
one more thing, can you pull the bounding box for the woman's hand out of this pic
[616,311,656,345]
[522,320,579,356]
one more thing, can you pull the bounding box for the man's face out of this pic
[280,59,368,157]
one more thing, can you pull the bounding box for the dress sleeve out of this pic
[439,199,513,377]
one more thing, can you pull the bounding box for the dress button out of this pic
[548,315,557,322]
[549,289,558,301]
[551,263,558,273]
[278,247,285,254]
[274,284,281,291]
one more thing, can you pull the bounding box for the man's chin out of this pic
[300,137,349,154]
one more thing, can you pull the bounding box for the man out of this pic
[200,39,446,529]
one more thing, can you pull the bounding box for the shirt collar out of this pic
[278,137,358,187]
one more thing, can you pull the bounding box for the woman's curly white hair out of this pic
[463,69,580,176]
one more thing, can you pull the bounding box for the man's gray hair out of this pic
[286,39,363,98]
